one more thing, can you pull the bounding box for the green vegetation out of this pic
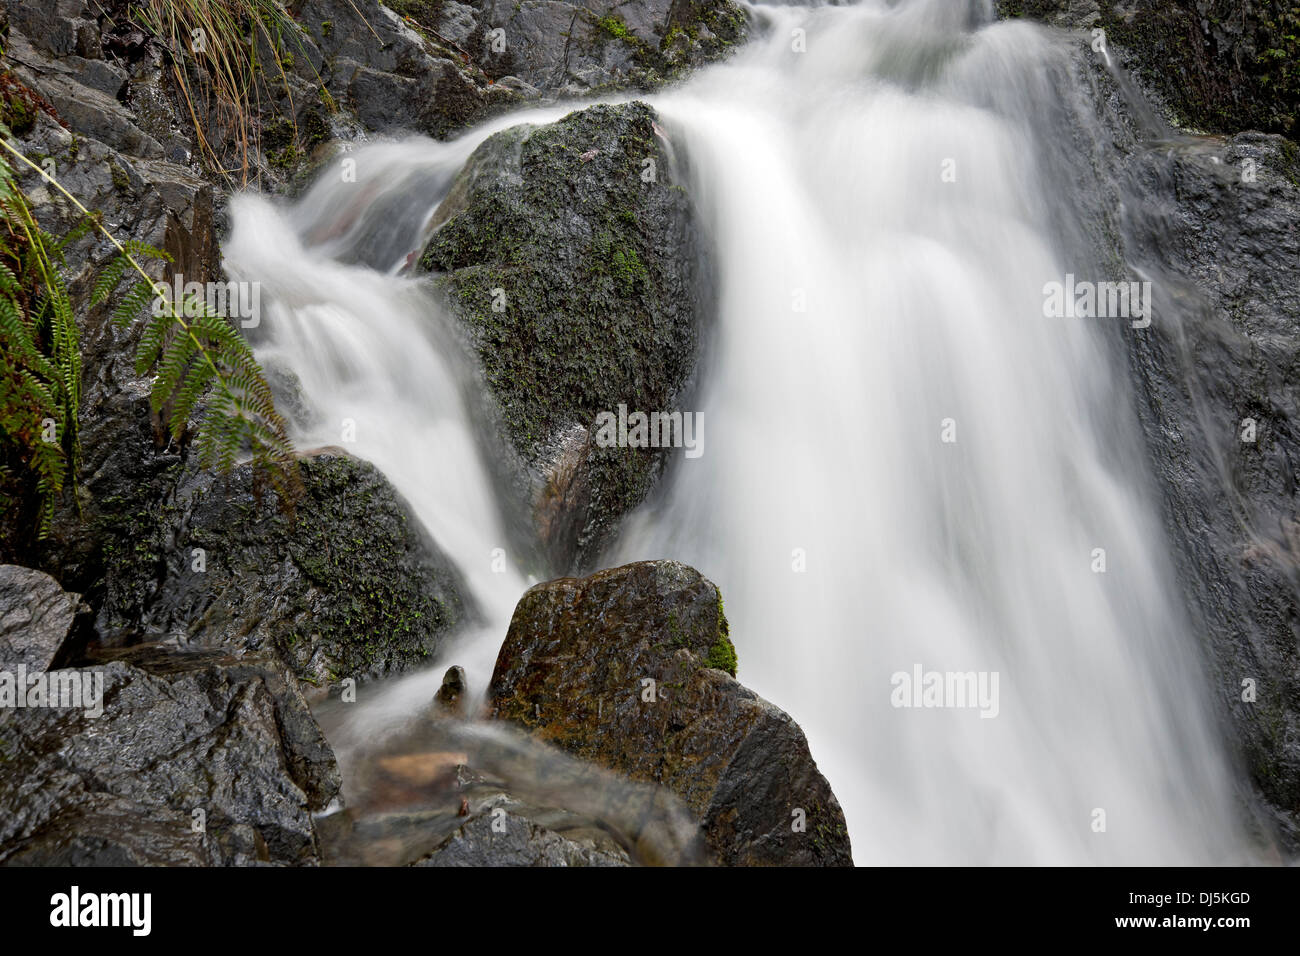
[0,137,300,543]
[1252,2,1300,135]
[704,597,738,676]
[1001,0,1300,140]
[381,0,447,22]
[597,14,636,44]
[0,77,38,137]
[591,230,649,296]
[125,0,331,182]
[0,145,83,539]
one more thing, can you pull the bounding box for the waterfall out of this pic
[223,115,567,702]
[224,0,1250,864]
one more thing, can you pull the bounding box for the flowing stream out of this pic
[224,0,1250,864]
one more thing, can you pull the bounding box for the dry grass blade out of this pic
[129,0,317,185]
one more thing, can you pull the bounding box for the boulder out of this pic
[488,560,853,866]
[420,102,711,572]
[0,645,341,866]
[0,565,85,670]
[432,664,469,717]
[90,453,469,689]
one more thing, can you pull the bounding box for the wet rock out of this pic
[315,710,704,865]
[5,0,749,192]
[4,13,470,696]
[20,70,164,159]
[1026,33,1300,848]
[90,453,470,689]
[0,794,209,866]
[4,0,101,60]
[293,0,519,145]
[430,0,750,94]
[420,102,711,572]
[433,664,469,717]
[412,800,631,866]
[488,560,853,866]
[0,565,85,670]
[997,0,1102,28]
[1001,0,1300,139]
[1114,132,1300,847]
[0,646,340,866]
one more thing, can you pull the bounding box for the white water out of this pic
[225,0,1250,864]
[224,116,568,697]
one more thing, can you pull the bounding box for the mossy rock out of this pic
[1002,0,1300,141]
[488,560,852,866]
[420,101,711,571]
[87,452,470,687]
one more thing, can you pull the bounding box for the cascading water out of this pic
[224,0,1252,864]
[224,115,568,699]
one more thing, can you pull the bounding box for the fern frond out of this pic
[90,255,130,305]
[0,136,302,530]
[112,277,160,328]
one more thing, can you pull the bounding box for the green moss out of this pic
[270,143,301,169]
[590,3,747,86]
[703,637,737,675]
[0,74,39,136]
[662,25,690,47]
[703,597,737,676]
[382,0,445,20]
[590,229,649,295]
[668,609,688,647]
[1281,138,1300,186]
[1005,1,1300,141]
[264,107,330,171]
[597,14,636,44]
[108,161,131,192]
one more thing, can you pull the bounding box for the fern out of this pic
[93,264,301,505]
[0,135,301,530]
[0,141,80,538]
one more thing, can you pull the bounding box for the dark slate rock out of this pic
[0,565,84,670]
[0,646,341,866]
[412,801,631,866]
